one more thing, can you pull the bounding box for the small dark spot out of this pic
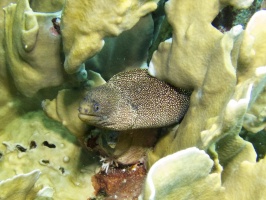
[41,160,50,164]
[51,17,61,34]
[98,189,107,197]
[59,167,65,174]
[42,141,56,148]
[0,152,3,160]
[106,131,119,144]
[86,135,98,150]
[131,104,138,111]
[30,141,37,149]
[16,144,27,152]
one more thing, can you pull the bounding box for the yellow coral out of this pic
[148,0,243,156]
[61,0,159,73]
[0,111,98,199]
[3,0,65,97]
[145,0,266,199]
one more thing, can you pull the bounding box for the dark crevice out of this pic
[16,144,27,152]
[59,167,65,174]
[42,141,56,148]
[30,141,37,149]
[41,160,50,164]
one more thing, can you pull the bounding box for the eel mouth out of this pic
[78,114,115,129]
[78,114,102,124]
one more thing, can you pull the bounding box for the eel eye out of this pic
[93,103,100,112]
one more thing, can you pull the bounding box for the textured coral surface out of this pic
[91,164,146,200]
[0,111,98,199]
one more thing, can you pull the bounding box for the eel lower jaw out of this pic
[78,113,102,124]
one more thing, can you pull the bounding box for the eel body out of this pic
[79,69,190,130]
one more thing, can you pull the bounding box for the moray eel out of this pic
[78,69,191,131]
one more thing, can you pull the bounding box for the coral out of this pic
[42,88,88,139]
[3,0,66,97]
[61,0,159,74]
[209,134,266,200]
[148,0,239,157]
[42,70,106,139]
[240,10,266,133]
[142,145,266,200]
[0,170,41,200]
[85,14,154,81]
[142,0,266,199]
[29,0,65,12]
[142,148,224,200]
[147,0,266,159]
[221,147,266,200]
[0,111,98,199]
[243,86,266,132]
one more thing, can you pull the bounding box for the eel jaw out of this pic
[78,113,118,130]
[78,113,102,124]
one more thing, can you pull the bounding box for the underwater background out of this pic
[0,0,266,199]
